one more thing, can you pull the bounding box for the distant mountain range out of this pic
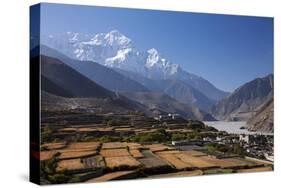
[35,55,148,113]
[42,30,229,103]
[40,45,149,93]
[40,44,218,112]
[35,51,215,121]
[37,30,273,132]
[114,68,215,110]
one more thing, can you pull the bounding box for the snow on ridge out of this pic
[42,29,181,77]
[146,48,160,67]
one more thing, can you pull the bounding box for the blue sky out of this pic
[40,3,273,92]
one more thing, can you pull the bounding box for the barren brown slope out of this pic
[212,74,273,121]
[247,97,273,133]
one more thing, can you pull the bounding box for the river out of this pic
[203,121,273,135]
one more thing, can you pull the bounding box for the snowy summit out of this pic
[42,30,181,78]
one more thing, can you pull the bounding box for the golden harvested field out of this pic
[114,128,134,132]
[105,156,141,169]
[129,149,144,158]
[77,128,97,132]
[41,142,66,150]
[127,143,141,147]
[237,166,273,173]
[134,128,147,133]
[145,144,174,152]
[87,170,136,182]
[67,142,100,150]
[57,148,96,153]
[182,150,207,157]
[96,127,114,132]
[58,128,77,132]
[127,143,143,149]
[102,142,128,149]
[222,158,255,168]
[244,158,273,165]
[58,150,97,160]
[101,149,130,158]
[40,151,58,161]
[155,150,181,155]
[157,154,193,170]
[175,153,218,169]
[138,157,170,169]
[140,129,159,134]
[56,159,85,171]
[200,156,251,169]
[148,170,203,178]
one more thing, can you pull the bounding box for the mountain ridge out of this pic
[42,30,228,101]
[114,68,215,110]
[40,45,150,93]
[247,97,273,133]
[212,74,273,121]
[121,91,216,121]
[41,55,115,98]
[38,53,215,121]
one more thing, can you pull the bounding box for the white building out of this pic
[239,135,249,143]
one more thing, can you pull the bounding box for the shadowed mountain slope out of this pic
[121,91,216,121]
[212,74,273,121]
[40,45,149,92]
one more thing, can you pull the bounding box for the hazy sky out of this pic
[40,3,273,92]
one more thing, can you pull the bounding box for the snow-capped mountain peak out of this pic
[105,30,132,46]
[145,48,180,77]
[41,30,228,101]
[42,30,180,78]
[146,48,160,67]
[87,30,132,48]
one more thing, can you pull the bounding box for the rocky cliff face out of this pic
[247,98,273,133]
[212,74,273,121]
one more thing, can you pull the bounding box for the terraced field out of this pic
[87,171,137,182]
[105,156,141,169]
[157,154,194,170]
[40,141,273,183]
[100,149,130,157]
[57,159,86,172]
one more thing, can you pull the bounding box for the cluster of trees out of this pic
[171,131,217,141]
[186,121,218,132]
[77,125,218,144]
[129,129,168,143]
[41,118,219,145]
[205,143,246,156]
[103,118,119,126]
[77,135,124,143]
[41,126,54,143]
[40,155,70,184]
[171,133,186,141]
[99,135,123,142]
[126,128,216,143]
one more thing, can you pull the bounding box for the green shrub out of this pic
[41,126,53,143]
[99,135,122,143]
[171,133,186,141]
[131,130,167,143]
[47,174,70,184]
